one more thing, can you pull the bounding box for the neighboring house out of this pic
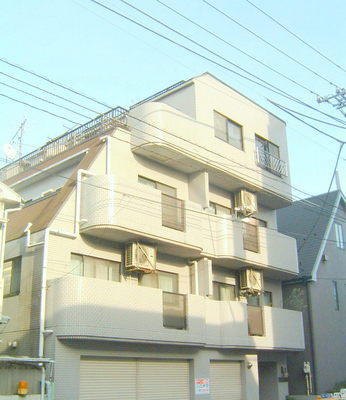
[278,190,346,395]
[0,73,304,400]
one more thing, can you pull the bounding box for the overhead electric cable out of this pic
[244,0,346,74]
[0,57,112,108]
[268,100,345,144]
[155,0,318,96]
[115,0,309,102]
[202,0,339,88]
[90,0,335,117]
[91,0,346,128]
[0,71,100,114]
[0,93,80,125]
[0,81,91,119]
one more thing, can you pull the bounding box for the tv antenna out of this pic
[3,118,27,161]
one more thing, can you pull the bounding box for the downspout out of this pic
[75,169,95,235]
[100,135,111,175]
[190,260,199,295]
[25,225,77,400]
[22,167,94,399]
[306,280,317,395]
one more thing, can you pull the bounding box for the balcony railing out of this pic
[255,149,288,177]
[247,305,264,336]
[0,107,128,181]
[161,193,185,231]
[162,292,187,329]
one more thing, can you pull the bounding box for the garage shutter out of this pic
[137,360,190,400]
[210,361,242,400]
[80,358,190,400]
[80,359,136,400]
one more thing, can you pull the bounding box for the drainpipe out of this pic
[75,169,95,235]
[0,205,22,323]
[100,135,111,175]
[25,225,77,400]
[189,260,199,295]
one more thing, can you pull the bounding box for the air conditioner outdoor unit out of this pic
[234,189,257,216]
[239,268,263,294]
[125,242,156,273]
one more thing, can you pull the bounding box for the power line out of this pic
[117,0,320,102]
[0,57,112,109]
[0,70,100,114]
[202,0,339,88]
[268,100,346,144]
[244,0,346,75]
[89,0,316,105]
[0,92,81,125]
[155,0,318,96]
[0,81,92,119]
[90,0,346,130]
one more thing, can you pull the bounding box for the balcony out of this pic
[79,175,202,258]
[202,214,298,276]
[45,276,304,350]
[129,102,291,209]
[255,148,287,177]
[0,107,127,182]
[79,175,298,275]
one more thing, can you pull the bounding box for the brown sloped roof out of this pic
[6,137,104,242]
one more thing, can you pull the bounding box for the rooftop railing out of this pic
[0,107,128,182]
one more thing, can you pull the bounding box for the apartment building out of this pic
[0,73,304,400]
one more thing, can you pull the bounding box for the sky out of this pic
[0,0,345,201]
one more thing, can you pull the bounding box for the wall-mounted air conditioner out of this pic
[239,268,263,294]
[125,242,156,273]
[234,189,257,216]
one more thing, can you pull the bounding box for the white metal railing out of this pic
[0,107,128,181]
[255,149,288,177]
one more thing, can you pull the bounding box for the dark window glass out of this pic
[214,111,243,150]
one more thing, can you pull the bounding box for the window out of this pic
[255,135,286,176]
[213,281,236,301]
[243,217,259,252]
[140,270,178,293]
[214,111,243,150]
[71,254,120,282]
[140,270,185,329]
[335,223,344,249]
[253,217,267,228]
[3,257,21,297]
[333,281,339,311]
[209,201,232,217]
[139,176,185,231]
[138,176,176,197]
[247,291,273,307]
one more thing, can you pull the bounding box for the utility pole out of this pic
[317,88,346,117]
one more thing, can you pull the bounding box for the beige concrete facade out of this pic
[1,74,303,400]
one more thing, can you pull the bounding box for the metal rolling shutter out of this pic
[137,360,190,400]
[79,358,190,400]
[80,359,137,400]
[210,361,242,400]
